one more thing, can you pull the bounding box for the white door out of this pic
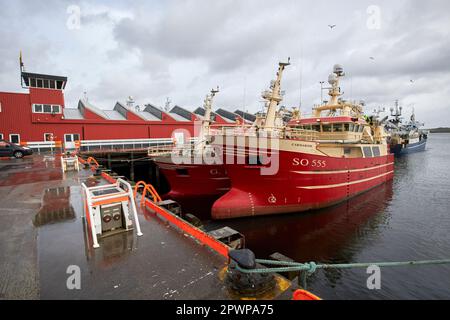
[64,134,80,149]
[174,132,185,147]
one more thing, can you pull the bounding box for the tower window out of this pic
[33,104,61,114]
[37,79,43,88]
[33,104,43,112]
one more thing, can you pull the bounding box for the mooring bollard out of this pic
[225,249,276,296]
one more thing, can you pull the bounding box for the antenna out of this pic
[298,41,304,109]
[243,76,247,111]
[126,96,135,108]
[165,97,171,111]
[19,51,25,88]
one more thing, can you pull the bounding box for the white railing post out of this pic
[117,178,143,237]
[81,183,100,248]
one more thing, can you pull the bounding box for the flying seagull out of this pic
[328,24,336,29]
[369,56,375,60]
[410,79,415,83]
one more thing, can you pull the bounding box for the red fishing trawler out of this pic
[153,88,231,201]
[211,63,394,219]
[152,62,291,203]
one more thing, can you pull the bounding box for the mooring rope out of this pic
[234,258,450,275]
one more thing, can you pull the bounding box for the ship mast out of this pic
[197,87,219,151]
[313,65,351,117]
[262,58,290,132]
[390,100,402,126]
[327,64,344,106]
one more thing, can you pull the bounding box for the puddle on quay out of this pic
[33,187,75,227]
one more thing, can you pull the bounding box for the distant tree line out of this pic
[429,127,450,133]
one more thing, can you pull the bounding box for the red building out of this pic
[0,61,255,151]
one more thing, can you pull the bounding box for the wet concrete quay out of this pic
[0,154,231,299]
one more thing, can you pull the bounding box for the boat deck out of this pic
[0,154,229,299]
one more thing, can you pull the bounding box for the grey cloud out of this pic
[1,0,450,127]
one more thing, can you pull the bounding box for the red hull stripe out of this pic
[297,170,394,189]
[292,162,394,175]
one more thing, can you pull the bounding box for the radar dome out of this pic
[333,64,344,76]
[328,73,338,85]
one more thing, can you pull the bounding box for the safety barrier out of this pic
[80,138,175,152]
[143,197,230,258]
[86,157,100,170]
[134,181,162,205]
[134,181,229,258]
[23,141,62,153]
[292,289,321,301]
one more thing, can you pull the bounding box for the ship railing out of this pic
[286,129,320,141]
[210,126,321,141]
[80,138,176,153]
[210,126,258,137]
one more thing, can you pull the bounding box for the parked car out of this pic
[0,140,33,158]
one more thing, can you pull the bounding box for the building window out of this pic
[44,133,54,142]
[28,78,63,90]
[33,104,43,113]
[43,104,52,113]
[33,104,61,114]
[10,134,20,144]
[0,133,3,140]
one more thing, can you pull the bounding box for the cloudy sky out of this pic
[1,0,449,127]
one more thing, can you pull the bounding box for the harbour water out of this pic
[207,133,450,299]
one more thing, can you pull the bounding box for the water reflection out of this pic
[33,187,75,227]
[209,181,394,264]
[82,220,135,267]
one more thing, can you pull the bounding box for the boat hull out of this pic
[154,157,230,201]
[390,138,427,155]
[211,150,394,219]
